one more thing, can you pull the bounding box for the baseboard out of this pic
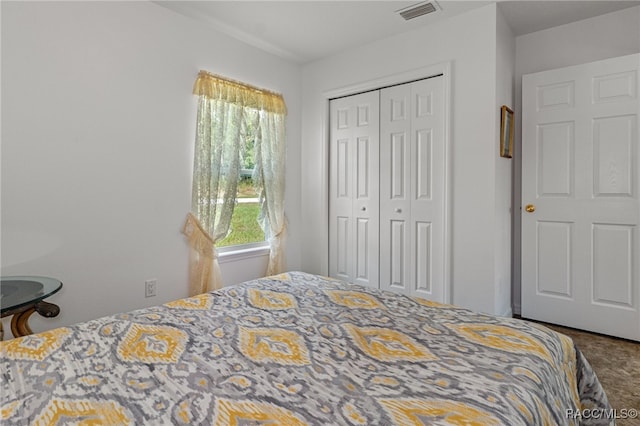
[500,307,513,318]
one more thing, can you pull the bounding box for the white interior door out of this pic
[522,54,640,341]
[329,91,379,288]
[380,76,446,302]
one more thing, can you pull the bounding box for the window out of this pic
[183,71,288,294]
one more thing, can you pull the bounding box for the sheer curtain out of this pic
[254,110,287,275]
[183,71,287,295]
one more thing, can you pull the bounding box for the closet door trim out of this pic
[322,61,453,303]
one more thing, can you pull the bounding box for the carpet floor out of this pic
[539,322,640,426]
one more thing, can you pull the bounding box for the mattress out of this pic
[1,272,611,425]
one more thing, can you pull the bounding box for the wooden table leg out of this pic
[11,307,35,337]
[8,302,60,338]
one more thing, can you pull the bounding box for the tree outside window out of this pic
[217,129,265,248]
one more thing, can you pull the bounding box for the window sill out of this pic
[218,244,270,263]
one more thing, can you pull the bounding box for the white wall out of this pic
[300,3,512,315]
[1,1,302,336]
[494,6,516,317]
[512,6,640,314]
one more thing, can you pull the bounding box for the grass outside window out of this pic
[217,177,265,248]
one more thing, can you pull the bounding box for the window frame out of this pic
[217,240,270,262]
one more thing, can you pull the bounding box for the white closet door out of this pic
[329,91,380,288]
[522,54,639,341]
[380,76,446,301]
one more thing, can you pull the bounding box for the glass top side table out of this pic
[1,276,63,340]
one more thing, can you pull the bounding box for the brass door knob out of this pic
[525,204,536,213]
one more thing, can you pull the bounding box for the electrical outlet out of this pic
[145,279,157,297]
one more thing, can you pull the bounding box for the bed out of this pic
[1,271,611,425]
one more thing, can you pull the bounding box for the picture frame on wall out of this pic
[500,105,514,158]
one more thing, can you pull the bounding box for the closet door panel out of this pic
[329,92,379,288]
[353,95,379,288]
[415,129,432,200]
[390,219,407,288]
[355,217,371,281]
[335,216,350,279]
[390,132,408,199]
[336,138,350,199]
[381,77,446,300]
[381,84,412,294]
[415,221,432,293]
[410,77,445,301]
[330,100,354,282]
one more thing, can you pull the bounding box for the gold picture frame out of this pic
[500,105,514,158]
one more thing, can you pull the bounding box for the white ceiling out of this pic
[499,0,639,35]
[156,1,639,64]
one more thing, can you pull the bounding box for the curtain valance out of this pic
[192,70,287,115]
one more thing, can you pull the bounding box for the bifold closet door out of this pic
[329,91,380,288]
[380,76,446,301]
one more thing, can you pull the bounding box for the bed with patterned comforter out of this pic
[1,272,611,425]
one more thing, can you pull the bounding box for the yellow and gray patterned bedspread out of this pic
[1,272,611,425]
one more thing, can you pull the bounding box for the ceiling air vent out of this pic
[397,2,438,21]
